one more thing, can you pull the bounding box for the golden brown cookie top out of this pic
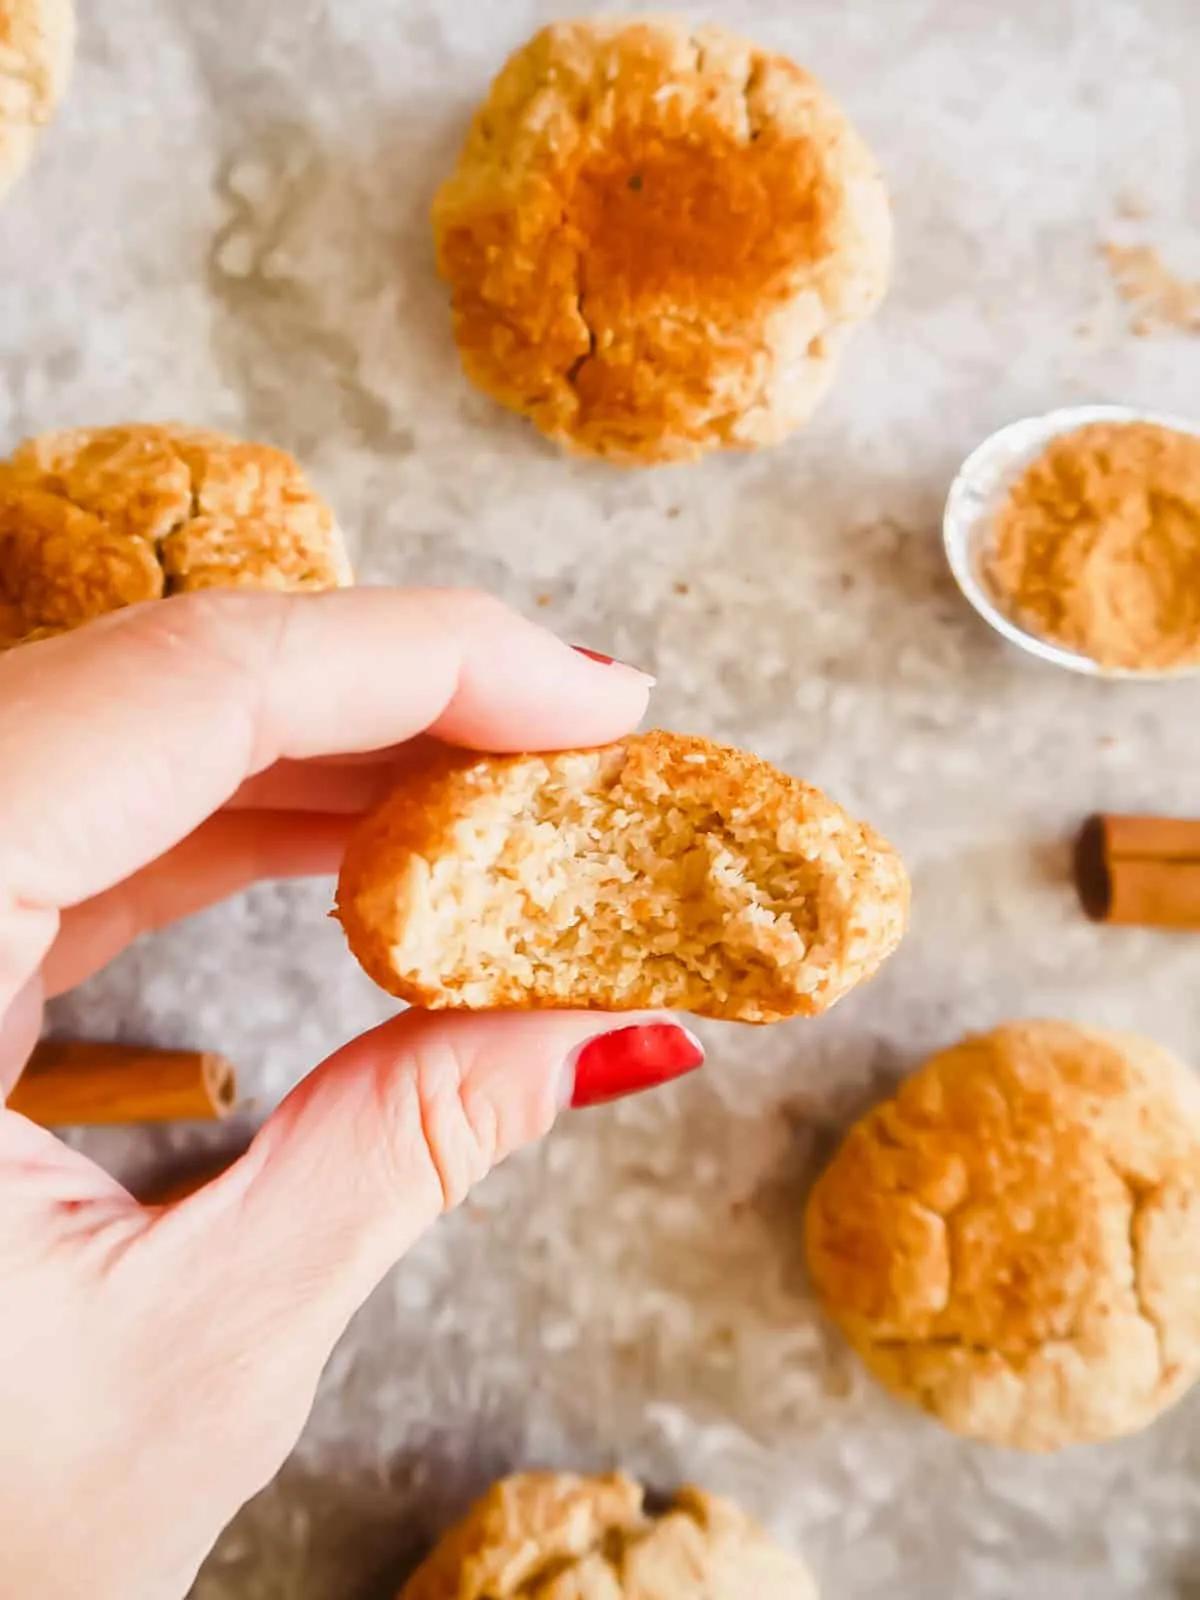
[806,1020,1200,1449]
[0,422,351,647]
[399,1472,817,1599]
[0,0,74,196]
[433,18,890,463]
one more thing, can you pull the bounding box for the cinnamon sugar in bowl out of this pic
[944,405,1200,680]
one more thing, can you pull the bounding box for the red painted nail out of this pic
[567,1023,705,1109]
[571,644,655,684]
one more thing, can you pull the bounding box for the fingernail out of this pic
[572,644,655,683]
[564,1023,705,1109]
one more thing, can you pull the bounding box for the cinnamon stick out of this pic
[1075,813,1200,928]
[8,1040,238,1126]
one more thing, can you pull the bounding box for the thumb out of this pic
[121,1011,703,1546]
[0,975,42,1097]
[164,1010,704,1352]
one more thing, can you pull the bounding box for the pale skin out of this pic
[0,586,665,1599]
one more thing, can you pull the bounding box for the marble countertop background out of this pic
[4,1,1200,1595]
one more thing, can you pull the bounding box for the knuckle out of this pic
[116,588,289,679]
[372,1040,496,1214]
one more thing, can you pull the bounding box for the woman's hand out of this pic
[0,587,703,1600]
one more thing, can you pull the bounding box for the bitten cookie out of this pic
[806,1020,1200,1450]
[398,1471,817,1600]
[335,730,908,1023]
[432,18,891,464]
[0,0,73,199]
[0,422,351,647]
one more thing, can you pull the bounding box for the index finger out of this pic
[0,585,651,931]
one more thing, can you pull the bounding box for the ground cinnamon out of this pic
[1103,243,1200,336]
[986,421,1200,671]
[8,1040,238,1126]
[1075,813,1200,928]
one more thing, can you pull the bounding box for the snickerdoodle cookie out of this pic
[335,730,908,1023]
[432,18,891,464]
[806,1020,1200,1450]
[399,1472,817,1599]
[0,422,351,647]
[1,0,74,198]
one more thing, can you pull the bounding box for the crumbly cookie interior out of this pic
[387,748,833,1014]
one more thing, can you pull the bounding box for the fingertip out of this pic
[571,644,657,687]
[431,618,654,751]
[413,1007,702,1122]
[560,1016,705,1109]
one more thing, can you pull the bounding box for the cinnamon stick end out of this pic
[201,1053,239,1118]
[1075,814,1113,921]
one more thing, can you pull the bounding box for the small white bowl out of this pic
[942,403,1200,680]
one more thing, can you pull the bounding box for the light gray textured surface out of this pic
[6,1,1200,1595]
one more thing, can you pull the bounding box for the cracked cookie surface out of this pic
[0,0,74,198]
[0,422,351,647]
[432,18,890,464]
[398,1471,817,1599]
[806,1019,1200,1450]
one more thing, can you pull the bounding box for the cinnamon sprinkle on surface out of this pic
[1103,243,1200,335]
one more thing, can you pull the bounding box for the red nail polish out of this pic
[568,1023,705,1109]
[571,645,655,684]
